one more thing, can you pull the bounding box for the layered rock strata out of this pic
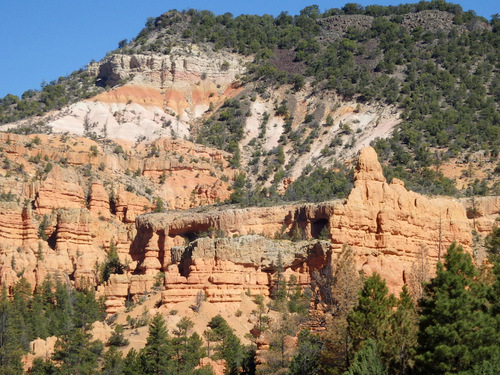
[127,147,482,309]
[161,236,327,305]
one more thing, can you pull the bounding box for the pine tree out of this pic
[101,345,125,375]
[101,240,125,283]
[317,245,361,373]
[52,280,74,336]
[0,288,23,375]
[72,285,105,329]
[386,286,418,375]
[345,339,388,375]
[271,250,287,309]
[52,328,103,375]
[348,273,396,361]
[107,324,129,347]
[289,329,323,375]
[485,220,500,262]
[172,317,205,374]
[262,311,299,373]
[205,315,242,375]
[287,275,309,315]
[29,291,50,340]
[30,357,59,374]
[122,348,143,375]
[11,277,33,351]
[415,243,500,373]
[140,313,173,374]
[408,244,432,302]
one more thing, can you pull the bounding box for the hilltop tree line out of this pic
[159,1,497,196]
[0,1,498,195]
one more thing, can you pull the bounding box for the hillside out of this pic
[0,1,499,374]
[1,2,498,199]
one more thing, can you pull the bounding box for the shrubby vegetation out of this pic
[196,99,248,167]
[228,165,353,207]
[0,71,103,125]
[283,166,353,202]
[1,1,498,196]
[161,1,497,196]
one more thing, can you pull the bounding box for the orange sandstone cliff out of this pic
[0,141,497,313]
[115,147,488,313]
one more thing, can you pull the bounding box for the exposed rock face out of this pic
[0,132,237,295]
[0,139,496,314]
[4,45,250,142]
[0,202,38,250]
[85,48,249,126]
[35,166,86,215]
[115,187,150,223]
[24,336,58,372]
[161,236,327,305]
[460,196,500,234]
[89,182,111,219]
[0,203,108,292]
[319,10,490,40]
[196,357,226,375]
[331,147,471,289]
[55,209,107,287]
[128,146,481,308]
[88,49,244,91]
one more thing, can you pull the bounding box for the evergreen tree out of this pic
[11,277,33,351]
[348,273,396,362]
[205,315,242,375]
[345,339,388,375]
[29,290,50,340]
[289,329,323,375]
[261,311,299,373]
[101,240,125,283]
[287,275,309,315]
[52,280,74,336]
[415,243,500,373]
[387,286,418,375]
[408,244,432,302]
[140,313,173,374]
[107,324,129,347]
[485,220,500,262]
[122,348,143,375]
[271,251,287,309]
[30,357,59,374]
[101,346,125,375]
[0,288,23,375]
[172,317,205,374]
[317,245,361,373]
[51,328,103,375]
[72,285,105,329]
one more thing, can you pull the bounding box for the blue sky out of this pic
[0,0,496,98]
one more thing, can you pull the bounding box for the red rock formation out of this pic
[0,202,38,249]
[24,336,58,372]
[35,166,86,215]
[89,182,111,219]
[159,236,326,306]
[115,187,150,223]
[196,357,226,375]
[460,196,500,234]
[133,147,479,301]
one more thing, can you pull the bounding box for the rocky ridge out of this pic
[0,131,237,296]
[0,139,497,314]
[109,147,496,314]
[2,45,402,186]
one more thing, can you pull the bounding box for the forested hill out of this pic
[1,1,499,199]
